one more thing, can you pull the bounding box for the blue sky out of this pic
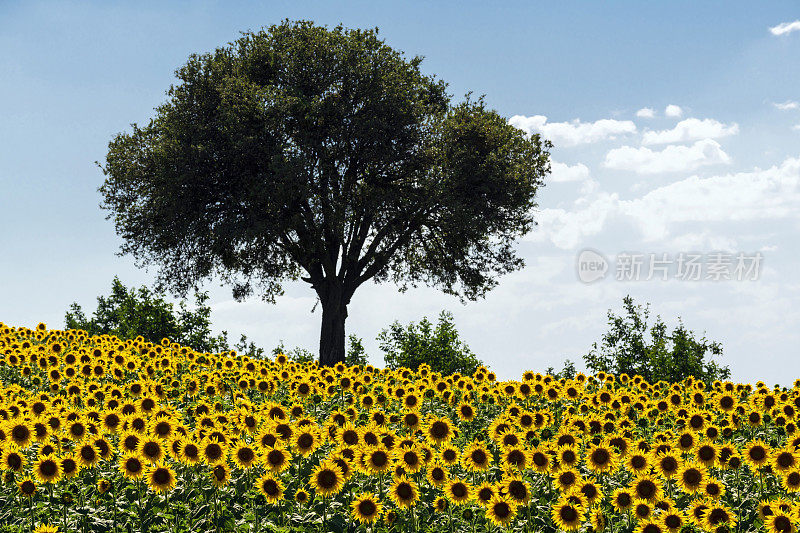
[2,1,800,384]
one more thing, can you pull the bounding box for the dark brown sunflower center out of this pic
[431,421,449,439]
[560,506,578,522]
[509,481,527,500]
[143,442,160,457]
[371,451,388,467]
[636,480,656,499]
[684,468,701,486]
[750,447,766,461]
[205,443,222,460]
[451,483,467,498]
[298,434,313,449]
[317,469,337,489]
[592,449,610,465]
[153,468,170,485]
[40,460,57,477]
[358,499,377,516]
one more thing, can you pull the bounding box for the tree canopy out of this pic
[583,295,730,384]
[379,311,483,376]
[99,20,550,365]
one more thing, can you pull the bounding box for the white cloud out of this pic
[636,107,655,118]
[549,161,590,182]
[509,115,636,146]
[665,104,683,118]
[770,20,800,36]
[794,124,800,131]
[530,157,800,248]
[642,118,739,145]
[604,139,730,174]
[774,101,799,110]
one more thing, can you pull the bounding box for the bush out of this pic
[582,295,730,384]
[64,277,263,355]
[379,311,483,375]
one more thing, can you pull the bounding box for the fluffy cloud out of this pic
[774,101,799,110]
[529,157,800,248]
[604,139,730,174]
[642,118,739,145]
[665,104,683,118]
[770,20,800,36]
[636,107,655,118]
[549,161,590,182]
[509,115,636,146]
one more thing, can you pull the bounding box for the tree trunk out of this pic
[318,284,349,366]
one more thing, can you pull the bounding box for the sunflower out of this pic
[703,477,725,499]
[76,442,99,467]
[33,525,59,533]
[502,476,531,505]
[457,402,476,422]
[33,456,61,484]
[256,473,284,503]
[262,446,291,473]
[433,496,449,513]
[210,463,231,487]
[293,426,322,457]
[633,499,653,521]
[634,520,664,533]
[425,417,454,445]
[744,440,770,469]
[546,443,571,466]
[360,446,392,474]
[17,477,37,498]
[311,461,344,497]
[393,444,423,474]
[351,493,382,524]
[773,447,798,473]
[530,447,552,473]
[660,510,686,533]
[462,441,492,472]
[59,455,80,479]
[766,511,796,533]
[551,498,585,532]
[8,420,33,448]
[294,489,310,505]
[476,482,497,507]
[446,479,472,505]
[555,468,581,492]
[703,503,736,530]
[694,441,718,467]
[677,462,707,494]
[576,480,604,507]
[426,462,449,488]
[486,495,517,527]
[146,463,176,493]
[176,438,201,465]
[653,450,681,478]
[119,453,145,480]
[632,474,662,503]
[586,442,617,474]
[627,451,651,474]
[137,437,164,464]
[782,469,800,492]
[440,445,460,466]
[1,446,25,472]
[97,479,111,494]
[232,444,258,469]
[200,439,227,465]
[388,475,419,508]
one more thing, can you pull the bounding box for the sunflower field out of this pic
[0,322,798,533]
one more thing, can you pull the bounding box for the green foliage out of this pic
[379,311,483,375]
[582,295,730,384]
[64,277,237,353]
[546,358,577,380]
[99,20,551,365]
[344,334,368,367]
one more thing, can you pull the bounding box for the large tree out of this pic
[100,20,550,365]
